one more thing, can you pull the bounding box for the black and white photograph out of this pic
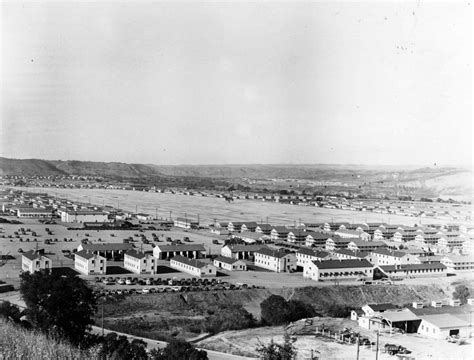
[0,1,472,359]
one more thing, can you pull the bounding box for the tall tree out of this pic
[453,285,470,304]
[20,270,97,345]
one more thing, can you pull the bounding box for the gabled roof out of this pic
[214,256,244,265]
[349,239,386,247]
[379,263,446,272]
[171,255,209,269]
[420,314,470,328]
[271,226,290,234]
[256,247,294,258]
[256,224,273,230]
[306,232,332,240]
[156,244,206,252]
[80,243,134,252]
[75,249,102,260]
[371,248,408,258]
[327,236,351,244]
[125,249,148,259]
[312,258,373,269]
[381,309,420,322]
[226,244,267,252]
[22,250,48,261]
[297,247,330,258]
[334,249,369,258]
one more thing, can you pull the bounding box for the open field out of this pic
[13,187,469,226]
[197,317,474,360]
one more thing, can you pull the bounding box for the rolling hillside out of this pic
[0,157,471,199]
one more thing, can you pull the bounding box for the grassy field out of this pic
[14,187,463,227]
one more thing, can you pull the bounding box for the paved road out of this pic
[90,325,256,360]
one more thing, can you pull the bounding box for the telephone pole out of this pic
[356,334,360,360]
[375,330,380,360]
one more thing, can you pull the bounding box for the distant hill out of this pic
[0,157,472,199]
[0,157,163,178]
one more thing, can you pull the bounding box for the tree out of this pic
[100,332,148,360]
[260,295,289,325]
[149,339,208,360]
[286,300,316,323]
[256,332,297,360]
[19,270,97,345]
[453,285,470,304]
[260,296,315,326]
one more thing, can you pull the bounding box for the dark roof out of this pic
[227,244,267,252]
[256,247,294,258]
[312,259,373,269]
[156,244,206,252]
[372,248,408,258]
[334,249,369,258]
[171,255,209,269]
[256,224,273,230]
[379,263,446,272]
[297,247,330,258]
[365,303,399,312]
[125,250,147,259]
[214,256,243,265]
[22,250,47,261]
[271,226,290,234]
[75,249,99,260]
[328,236,351,244]
[81,243,134,252]
[306,232,332,240]
[349,239,386,247]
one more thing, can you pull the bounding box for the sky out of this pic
[1,1,472,166]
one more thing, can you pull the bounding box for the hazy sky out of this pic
[1,1,472,166]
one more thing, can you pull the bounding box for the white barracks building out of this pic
[21,250,52,274]
[74,250,107,275]
[124,250,157,274]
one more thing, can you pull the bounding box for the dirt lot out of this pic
[14,187,462,226]
[197,317,474,360]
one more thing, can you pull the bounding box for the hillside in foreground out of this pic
[0,319,101,360]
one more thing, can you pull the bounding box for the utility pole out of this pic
[375,330,380,360]
[356,333,360,360]
[169,210,172,221]
[101,301,104,336]
[155,207,158,220]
